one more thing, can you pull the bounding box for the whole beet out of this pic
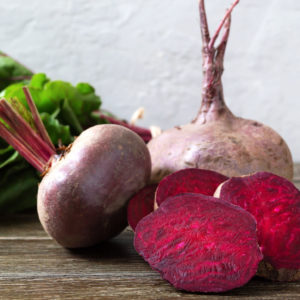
[148,0,293,183]
[38,124,151,248]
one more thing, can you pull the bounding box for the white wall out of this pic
[1,0,300,160]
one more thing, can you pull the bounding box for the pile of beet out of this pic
[127,3,298,290]
[0,0,297,294]
[128,167,300,292]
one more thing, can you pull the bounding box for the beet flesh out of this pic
[38,124,151,248]
[147,1,293,183]
[216,172,300,281]
[155,168,228,208]
[134,193,263,292]
[127,184,157,231]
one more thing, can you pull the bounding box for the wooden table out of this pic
[1,165,300,299]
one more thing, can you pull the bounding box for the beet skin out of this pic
[38,124,151,248]
[155,168,228,208]
[134,193,263,292]
[216,172,300,281]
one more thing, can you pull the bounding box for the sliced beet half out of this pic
[134,193,263,292]
[216,172,300,281]
[127,184,158,231]
[155,168,228,208]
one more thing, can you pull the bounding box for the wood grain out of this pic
[0,164,300,299]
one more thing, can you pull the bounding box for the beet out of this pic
[215,172,300,281]
[148,0,293,183]
[155,168,228,208]
[127,184,157,231]
[38,124,151,248]
[0,89,151,248]
[134,193,263,292]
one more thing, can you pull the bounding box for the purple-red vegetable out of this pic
[0,88,151,248]
[134,193,263,292]
[127,184,157,231]
[154,168,227,208]
[215,172,300,281]
[147,0,293,183]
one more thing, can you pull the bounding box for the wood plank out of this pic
[0,225,299,300]
[0,277,299,300]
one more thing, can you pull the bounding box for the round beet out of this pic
[134,193,263,292]
[38,124,151,248]
[0,89,151,248]
[148,0,293,183]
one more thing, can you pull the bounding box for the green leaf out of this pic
[0,160,39,213]
[41,111,73,145]
[0,140,16,167]
[0,52,33,91]
[29,72,49,89]
[0,151,18,168]
[59,98,83,134]
[1,73,102,132]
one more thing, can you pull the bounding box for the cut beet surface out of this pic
[134,193,263,293]
[127,184,158,231]
[155,168,228,208]
[216,172,300,281]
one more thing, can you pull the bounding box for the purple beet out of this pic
[127,184,158,231]
[154,168,228,208]
[134,193,263,292]
[0,88,151,248]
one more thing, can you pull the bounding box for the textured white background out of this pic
[0,0,299,161]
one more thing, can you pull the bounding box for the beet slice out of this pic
[134,193,263,292]
[127,184,158,231]
[216,172,300,281]
[155,168,228,208]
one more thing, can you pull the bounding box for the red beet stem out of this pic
[0,120,44,172]
[195,0,239,124]
[23,87,55,151]
[0,95,56,172]
[97,113,152,143]
[0,99,54,162]
[199,0,211,48]
[208,0,239,50]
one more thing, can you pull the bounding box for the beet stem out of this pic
[208,0,239,50]
[199,0,211,49]
[23,87,55,151]
[216,16,231,63]
[97,113,152,143]
[0,120,44,172]
[0,106,41,161]
[0,98,55,169]
[195,0,239,124]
